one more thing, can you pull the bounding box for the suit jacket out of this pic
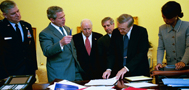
[157,19,189,65]
[97,34,111,73]
[39,23,83,82]
[107,25,150,77]
[73,32,102,80]
[0,18,37,79]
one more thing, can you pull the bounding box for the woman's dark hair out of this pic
[162,1,183,19]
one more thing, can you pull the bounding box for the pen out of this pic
[69,29,72,35]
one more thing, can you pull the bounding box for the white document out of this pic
[84,86,115,90]
[47,80,86,89]
[124,82,157,88]
[125,76,152,81]
[85,77,118,86]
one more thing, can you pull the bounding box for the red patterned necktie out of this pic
[85,37,91,55]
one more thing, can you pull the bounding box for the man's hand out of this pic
[116,67,127,80]
[155,63,163,70]
[102,70,111,79]
[116,80,125,88]
[175,62,185,70]
[60,36,72,46]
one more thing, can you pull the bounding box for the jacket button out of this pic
[173,51,175,53]
[172,36,175,38]
[172,43,175,45]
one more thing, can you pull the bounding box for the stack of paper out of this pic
[85,77,118,86]
[125,76,152,82]
[162,78,189,87]
[124,82,157,88]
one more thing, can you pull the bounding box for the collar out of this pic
[9,21,21,30]
[168,19,182,33]
[126,26,133,39]
[51,22,67,36]
[108,34,112,38]
[51,22,60,30]
[82,32,92,40]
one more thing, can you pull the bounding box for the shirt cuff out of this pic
[106,69,112,71]
[59,41,64,51]
[124,66,129,72]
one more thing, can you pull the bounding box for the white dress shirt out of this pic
[82,32,92,48]
[51,22,68,50]
[10,22,24,42]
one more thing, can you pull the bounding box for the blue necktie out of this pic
[123,34,128,66]
[59,27,65,36]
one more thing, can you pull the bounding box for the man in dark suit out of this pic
[39,6,83,82]
[97,17,114,75]
[102,14,150,79]
[73,19,103,80]
[0,0,37,81]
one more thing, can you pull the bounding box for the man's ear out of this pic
[3,13,7,18]
[49,18,55,23]
[112,23,115,27]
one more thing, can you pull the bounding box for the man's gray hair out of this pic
[117,14,134,28]
[80,19,93,26]
[0,0,16,14]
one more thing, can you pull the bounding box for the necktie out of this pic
[123,34,129,66]
[59,27,65,36]
[85,37,91,55]
[15,24,22,42]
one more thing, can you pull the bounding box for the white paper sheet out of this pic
[84,86,115,90]
[85,77,118,86]
[124,82,157,88]
[47,80,86,89]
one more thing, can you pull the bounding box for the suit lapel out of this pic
[20,21,29,42]
[80,33,87,51]
[48,24,64,40]
[63,26,70,35]
[64,27,73,50]
[105,34,111,43]
[50,24,73,50]
[127,25,137,55]
[3,19,17,36]
[118,33,123,54]
[91,32,98,55]
[77,33,88,55]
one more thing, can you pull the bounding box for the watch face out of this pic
[9,77,28,84]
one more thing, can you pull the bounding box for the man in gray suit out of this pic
[39,6,83,82]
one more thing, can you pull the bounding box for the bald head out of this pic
[81,19,92,37]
